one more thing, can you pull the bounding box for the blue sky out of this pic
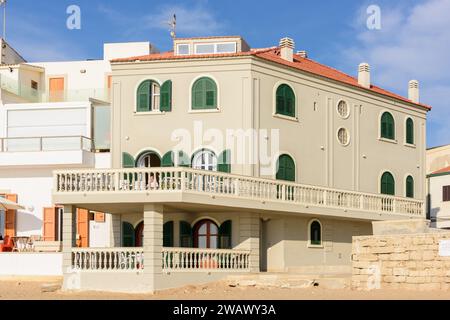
[4,0,450,148]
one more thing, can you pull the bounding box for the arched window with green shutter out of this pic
[192,77,217,110]
[219,220,232,249]
[122,152,135,168]
[163,221,174,247]
[276,84,296,117]
[406,118,414,144]
[137,80,160,112]
[381,172,395,195]
[160,80,172,112]
[218,149,231,173]
[406,175,414,198]
[179,221,192,247]
[122,222,135,247]
[276,154,296,182]
[381,112,395,140]
[162,151,175,167]
[177,151,191,167]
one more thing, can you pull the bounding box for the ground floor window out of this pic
[309,219,322,246]
[194,219,219,249]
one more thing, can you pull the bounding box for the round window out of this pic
[337,100,349,118]
[337,128,350,146]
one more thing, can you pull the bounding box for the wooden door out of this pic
[76,208,89,247]
[43,207,58,241]
[4,194,17,237]
[49,77,65,102]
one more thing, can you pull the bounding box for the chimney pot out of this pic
[297,50,308,58]
[279,37,295,62]
[408,80,419,103]
[358,63,371,88]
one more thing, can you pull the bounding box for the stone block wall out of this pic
[352,232,450,290]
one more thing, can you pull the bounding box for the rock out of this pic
[238,280,257,287]
[41,283,61,293]
[228,282,237,287]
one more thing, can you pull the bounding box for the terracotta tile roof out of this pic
[431,166,450,175]
[111,47,431,110]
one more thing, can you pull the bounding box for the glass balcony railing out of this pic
[0,74,111,103]
[0,136,94,152]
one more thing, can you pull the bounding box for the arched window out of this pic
[137,80,160,112]
[276,84,295,117]
[194,219,219,249]
[381,172,395,195]
[192,77,217,110]
[192,149,217,171]
[163,221,174,247]
[406,175,414,198]
[136,151,161,168]
[309,220,322,246]
[276,154,295,182]
[406,118,414,144]
[381,112,395,140]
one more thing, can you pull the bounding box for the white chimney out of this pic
[297,50,308,58]
[408,80,419,103]
[358,63,371,88]
[279,37,294,62]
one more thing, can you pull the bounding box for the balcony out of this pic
[1,74,110,103]
[53,168,424,221]
[0,136,96,168]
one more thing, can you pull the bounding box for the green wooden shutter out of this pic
[192,79,205,109]
[406,118,414,144]
[160,80,172,112]
[122,222,135,247]
[162,151,175,167]
[178,151,191,167]
[310,221,321,245]
[137,81,151,112]
[381,172,395,195]
[276,155,295,182]
[163,221,174,247]
[276,84,295,117]
[218,220,232,249]
[381,112,395,140]
[406,176,414,198]
[179,221,192,247]
[205,78,217,108]
[122,152,135,168]
[218,150,231,173]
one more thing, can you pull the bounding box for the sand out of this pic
[0,277,450,300]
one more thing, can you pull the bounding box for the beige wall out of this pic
[427,144,450,174]
[110,55,427,200]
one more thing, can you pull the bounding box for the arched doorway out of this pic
[192,149,217,171]
[122,222,135,247]
[136,151,161,168]
[135,221,144,247]
[193,219,219,249]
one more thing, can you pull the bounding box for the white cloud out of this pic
[343,0,450,147]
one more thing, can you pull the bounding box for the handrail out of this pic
[0,135,94,152]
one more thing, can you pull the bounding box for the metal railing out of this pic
[0,136,93,152]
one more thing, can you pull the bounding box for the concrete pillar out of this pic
[110,214,121,247]
[62,205,77,290]
[238,213,260,273]
[142,204,164,292]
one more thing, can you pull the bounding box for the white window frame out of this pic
[194,42,237,55]
[176,44,190,55]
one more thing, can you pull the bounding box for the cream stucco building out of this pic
[52,36,430,293]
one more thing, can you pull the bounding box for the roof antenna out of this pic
[0,0,6,40]
[168,14,176,39]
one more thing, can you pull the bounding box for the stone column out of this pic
[238,213,260,273]
[62,205,77,290]
[142,204,164,292]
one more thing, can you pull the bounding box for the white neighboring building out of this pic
[427,144,450,229]
[0,40,157,246]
